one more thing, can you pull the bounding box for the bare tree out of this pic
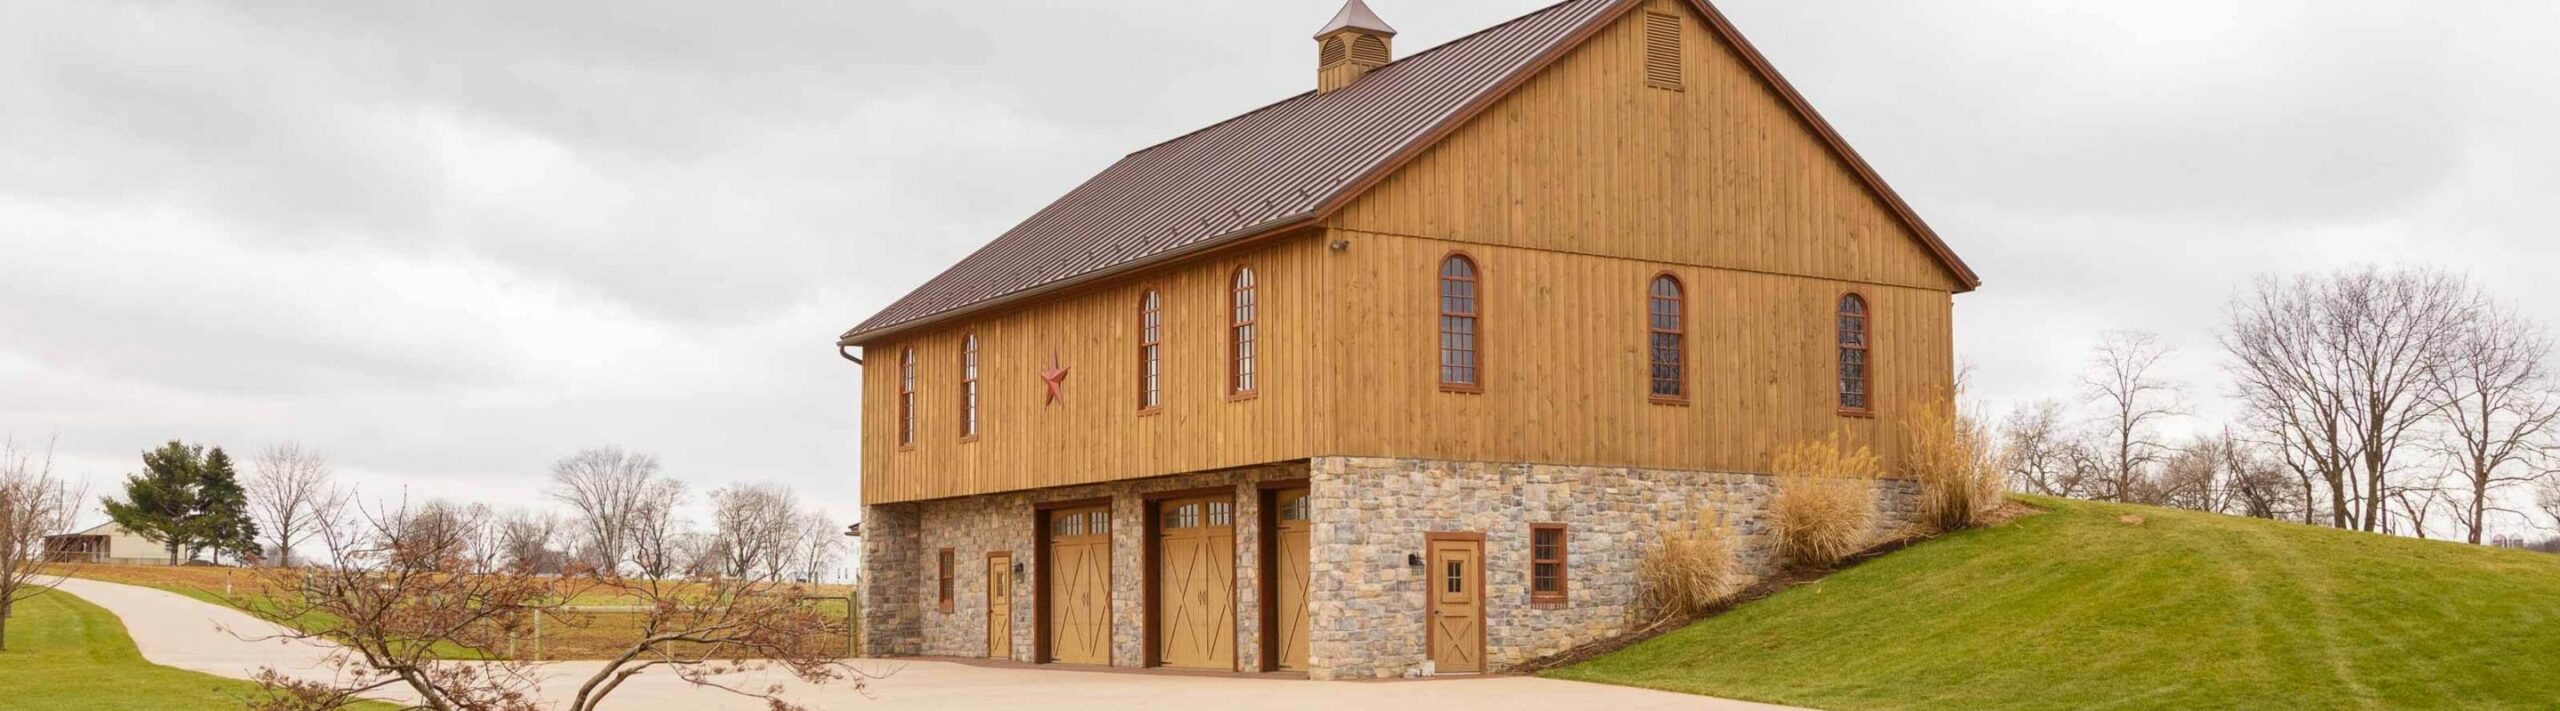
[708,483,800,580]
[245,497,865,711]
[2386,475,2451,540]
[1,436,85,651]
[387,500,492,572]
[2001,400,2089,498]
[493,508,566,575]
[2536,474,2560,532]
[2213,429,2298,521]
[247,443,340,567]
[789,512,841,583]
[2225,267,2477,531]
[2425,305,2559,544]
[2150,439,2226,513]
[2081,330,2184,502]
[547,447,663,575]
[626,478,688,580]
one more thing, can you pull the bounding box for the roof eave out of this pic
[839,213,1323,346]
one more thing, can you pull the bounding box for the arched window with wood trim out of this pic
[1138,290,1163,412]
[1438,255,1481,390]
[959,334,980,439]
[1648,274,1685,402]
[1230,267,1258,397]
[898,347,917,447]
[1838,293,1871,413]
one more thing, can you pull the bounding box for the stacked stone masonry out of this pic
[859,456,1919,680]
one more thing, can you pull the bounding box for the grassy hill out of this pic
[1549,495,2560,710]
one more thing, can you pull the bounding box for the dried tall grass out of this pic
[1636,494,1745,624]
[1769,432,1881,569]
[1899,397,2010,532]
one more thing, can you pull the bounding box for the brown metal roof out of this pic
[846,0,1618,343]
[844,0,1977,344]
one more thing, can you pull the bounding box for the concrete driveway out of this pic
[51,577,1797,710]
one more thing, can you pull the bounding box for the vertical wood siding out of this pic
[1318,231,1952,472]
[1333,0,1967,293]
[861,238,1330,503]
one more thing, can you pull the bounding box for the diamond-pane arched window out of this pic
[1439,255,1481,390]
[1838,293,1870,412]
[1648,275,1685,401]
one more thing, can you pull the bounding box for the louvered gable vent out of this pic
[1644,11,1682,90]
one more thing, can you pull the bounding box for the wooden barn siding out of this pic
[860,237,1330,504]
[1318,229,1953,473]
[1333,0,1966,294]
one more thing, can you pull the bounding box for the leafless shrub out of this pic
[1768,432,1880,569]
[245,493,867,711]
[1,436,84,651]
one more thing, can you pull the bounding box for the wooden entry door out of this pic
[1427,535,1485,674]
[1155,497,1236,669]
[1045,507,1111,665]
[1270,488,1311,672]
[986,553,1012,659]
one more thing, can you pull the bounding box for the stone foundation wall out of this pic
[857,463,1307,668]
[861,456,1919,681]
[1302,456,1919,679]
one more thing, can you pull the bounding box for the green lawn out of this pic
[0,589,393,711]
[1549,495,2560,710]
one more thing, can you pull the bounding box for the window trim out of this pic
[1529,523,1568,606]
[1838,292,1874,417]
[1228,265,1259,401]
[959,333,981,442]
[898,347,918,450]
[1647,272,1688,406]
[1137,288,1164,416]
[1437,252,1485,394]
[937,548,956,613]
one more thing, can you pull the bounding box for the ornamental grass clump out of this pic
[1768,432,1881,570]
[1637,493,1745,624]
[1899,396,2009,533]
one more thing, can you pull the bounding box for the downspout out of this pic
[838,344,864,365]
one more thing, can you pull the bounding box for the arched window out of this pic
[959,334,980,438]
[1838,293,1870,412]
[1230,267,1258,397]
[1138,290,1163,412]
[898,348,917,447]
[1438,255,1481,390]
[1648,275,1685,401]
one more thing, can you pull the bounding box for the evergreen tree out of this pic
[103,441,206,565]
[192,448,260,563]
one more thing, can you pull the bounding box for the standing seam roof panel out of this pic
[848,0,1621,339]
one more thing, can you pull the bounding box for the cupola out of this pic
[1315,0,1397,94]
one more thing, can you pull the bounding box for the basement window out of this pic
[937,549,956,613]
[1531,524,1568,605]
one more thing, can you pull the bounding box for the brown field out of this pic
[60,564,859,661]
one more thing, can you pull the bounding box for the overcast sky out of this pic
[5,1,2555,537]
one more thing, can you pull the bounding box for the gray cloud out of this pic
[5,0,2555,539]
